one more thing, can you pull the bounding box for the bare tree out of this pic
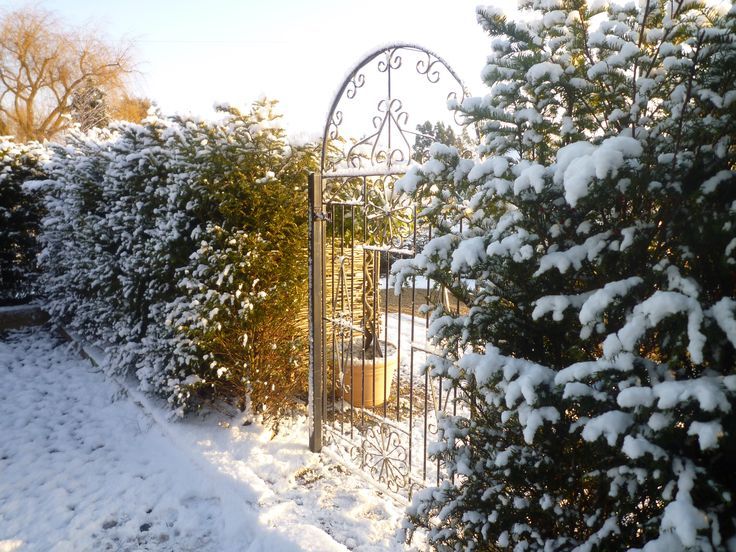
[0,7,134,141]
[110,94,152,124]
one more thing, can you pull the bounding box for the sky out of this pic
[5,0,498,138]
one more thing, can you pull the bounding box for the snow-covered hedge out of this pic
[0,138,47,305]
[41,101,316,421]
[397,1,736,550]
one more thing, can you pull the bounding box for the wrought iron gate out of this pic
[308,44,472,499]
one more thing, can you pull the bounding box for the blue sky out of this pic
[6,0,497,136]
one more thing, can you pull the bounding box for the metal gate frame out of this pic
[308,44,472,499]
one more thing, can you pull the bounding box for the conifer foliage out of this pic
[41,100,316,421]
[0,138,47,304]
[396,1,736,549]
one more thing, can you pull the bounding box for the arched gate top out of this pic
[320,43,472,175]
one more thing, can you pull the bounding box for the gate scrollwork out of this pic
[321,43,472,175]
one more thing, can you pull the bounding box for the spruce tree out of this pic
[413,121,460,162]
[396,1,736,549]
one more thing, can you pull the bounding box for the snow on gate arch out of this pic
[319,43,474,174]
[308,43,477,500]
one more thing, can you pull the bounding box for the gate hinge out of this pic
[313,211,332,222]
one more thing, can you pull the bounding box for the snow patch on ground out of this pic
[0,327,411,551]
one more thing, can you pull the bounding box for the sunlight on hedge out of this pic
[41,100,317,424]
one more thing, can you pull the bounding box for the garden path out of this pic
[0,327,413,552]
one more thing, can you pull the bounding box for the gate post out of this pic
[308,172,324,453]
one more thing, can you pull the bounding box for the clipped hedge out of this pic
[41,101,317,422]
[0,138,47,305]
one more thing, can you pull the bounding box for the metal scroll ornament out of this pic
[351,423,410,493]
[321,44,472,175]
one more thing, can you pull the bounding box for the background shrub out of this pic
[41,100,316,422]
[0,138,47,305]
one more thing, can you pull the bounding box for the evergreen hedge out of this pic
[0,138,47,305]
[41,100,317,422]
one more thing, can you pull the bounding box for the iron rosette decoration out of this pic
[320,174,413,251]
[354,422,410,493]
[363,175,413,249]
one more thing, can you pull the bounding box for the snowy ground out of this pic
[0,326,417,552]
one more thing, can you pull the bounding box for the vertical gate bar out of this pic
[308,172,323,453]
[396,269,402,423]
[338,203,345,434]
[450,222,464,485]
[372,248,378,412]
[437,373,443,485]
[361,176,367,427]
[423,224,433,480]
[383,249,390,419]
[321,200,328,434]
[423,222,431,481]
[328,195,334,426]
[331,201,337,427]
[454,219,462,418]
[408,206,417,487]
[350,204,355,438]
[423,355,429,481]
[437,285,445,483]
[436,357,442,482]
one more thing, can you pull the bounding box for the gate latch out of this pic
[313,211,332,222]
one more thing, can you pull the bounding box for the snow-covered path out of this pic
[0,328,411,552]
